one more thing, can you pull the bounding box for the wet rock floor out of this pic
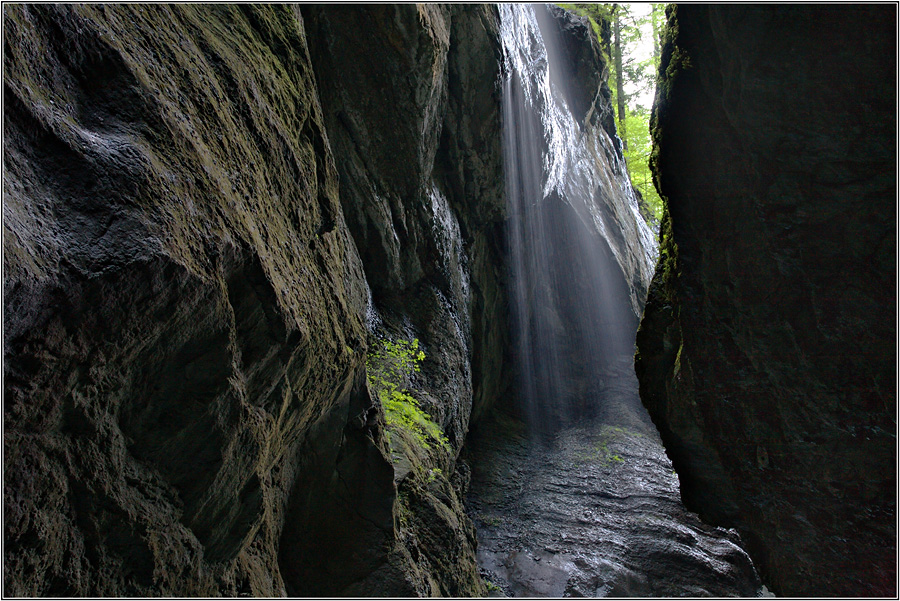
[464,368,767,597]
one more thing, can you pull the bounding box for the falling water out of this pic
[500,3,655,435]
[465,7,766,596]
[467,6,766,596]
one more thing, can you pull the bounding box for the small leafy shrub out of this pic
[367,338,450,453]
[426,467,443,483]
[477,513,502,528]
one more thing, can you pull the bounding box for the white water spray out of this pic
[499,4,656,434]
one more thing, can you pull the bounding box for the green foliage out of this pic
[558,2,616,22]
[426,467,443,483]
[367,338,450,454]
[622,105,664,223]
[560,4,664,108]
[574,425,639,466]
[557,3,667,229]
[651,210,680,304]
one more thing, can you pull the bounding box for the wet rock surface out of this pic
[464,7,766,596]
[465,360,764,598]
[499,4,657,438]
[300,5,508,595]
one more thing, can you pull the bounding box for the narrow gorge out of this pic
[3,3,895,598]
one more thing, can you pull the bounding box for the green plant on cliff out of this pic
[367,338,450,454]
[558,3,666,226]
[622,105,663,223]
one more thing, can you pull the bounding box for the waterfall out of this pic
[499,4,657,435]
[471,9,766,596]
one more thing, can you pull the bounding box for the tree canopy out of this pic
[558,3,666,228]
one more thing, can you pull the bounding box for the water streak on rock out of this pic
[499,4,654,433]
[468,6,767,597]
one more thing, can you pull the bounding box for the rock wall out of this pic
[3,5,371,595]
[635,5,896,596]
[3,4,510,596]
[287,5,508,595]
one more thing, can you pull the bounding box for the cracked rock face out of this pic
[296,6,508,594]
[3,5,375,595]
[4,4,509,596]
[636,5,896,596]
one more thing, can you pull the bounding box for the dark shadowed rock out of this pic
[288,4,512,595]
[4,2,515,595]
[441,6,510,424]
[636,5,896,596]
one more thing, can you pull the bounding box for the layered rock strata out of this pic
[3,4,507,595]
[636,5,896,596]
[4,5,370,595]
[288,5,509,595]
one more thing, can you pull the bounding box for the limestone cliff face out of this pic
[3,5,372,595]
[3,4,508,596]
[288,5,507,595]
[635,5,896,596]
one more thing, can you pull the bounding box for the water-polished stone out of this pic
[466,361,765,597]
